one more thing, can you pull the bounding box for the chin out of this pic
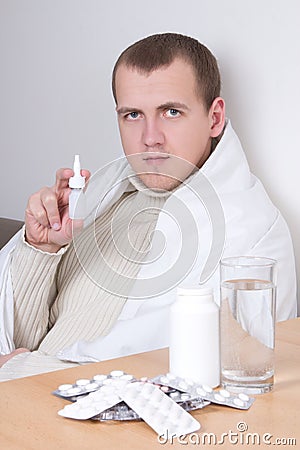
[138,173,183,192]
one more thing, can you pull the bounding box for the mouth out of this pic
[142,154,170,165]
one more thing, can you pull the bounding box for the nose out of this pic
[142,118,165,148]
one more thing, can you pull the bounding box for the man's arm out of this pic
[9,166,90,351]
[11,232,66,349]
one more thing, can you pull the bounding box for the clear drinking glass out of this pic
[220,256,276,394]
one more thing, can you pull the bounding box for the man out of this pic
[0,33,297,379]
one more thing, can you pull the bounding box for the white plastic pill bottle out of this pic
[169,286,220,387]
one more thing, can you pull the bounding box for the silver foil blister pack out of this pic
[54,370,255,434]
[151,373,255,410]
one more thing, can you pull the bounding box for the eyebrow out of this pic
[116,101,190,115]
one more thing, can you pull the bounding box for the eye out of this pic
[125,111,140,120]
[165,108,181,118]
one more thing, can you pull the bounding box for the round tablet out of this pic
[180,393,191,401]
[202,384,213,393]
[85,382,99,391]
[196,387,206,397]
[93,374,107,382]
[178,381,188,390]
[102,378,113,385]
[110,370,124,377]
[233,398,245,407]
[160,385,170,393]
[159,376,169,384]
[238,393,249,402]
[120,374,134,381]
[166,373,176,380]
[169,391,180,400]
[214,393,225,402]
[139,376,148,382]
[76,379,90,386]
[58,384,73,391]
[67,387,82,395]
[219,389,231,398]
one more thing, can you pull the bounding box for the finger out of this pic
[26,190,52,228]
[40,188,62,229]
[55,168,74,192]
[81,169,91,182]
[81,169,91,189]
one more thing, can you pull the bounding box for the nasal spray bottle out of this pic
[169,286,220,387]
[68,155,86,219]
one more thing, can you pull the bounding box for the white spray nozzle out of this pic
[69,154,85,189]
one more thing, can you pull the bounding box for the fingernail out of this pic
[52,223,60,230]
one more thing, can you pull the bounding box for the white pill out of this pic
[160,376,169,384]
[233,398,245,407]
[102,378,113,385]
[170,392,180,399]
[76,379,90,386]
[196,387,206,397]
[85,382,99,391]
[202,384,213,393]
[67,387,82,395]
[93,374,107,381]
[239,393,249,402]
[220,389,231,398]
[179,381,188,390]
[180,393,191,401]
[214,393,225,402]
[58,384,73,391]
[159,385,169,393]
[120,374,134,381]
[110,370,124,377]
[166,373,176,380]
[140,376,148,382]
[100,385,117,395]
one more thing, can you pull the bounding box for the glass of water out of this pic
[220,256,276,394]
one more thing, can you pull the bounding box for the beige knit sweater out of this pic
[0,176,168,380]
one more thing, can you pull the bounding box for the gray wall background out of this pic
[0,0,299,311]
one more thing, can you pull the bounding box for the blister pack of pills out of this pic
[58,379,201,436]
[53,370,134,401]
[54,371,209,422]
[150,373,255,410]
[121,381,201,437]
[58,384,122,420]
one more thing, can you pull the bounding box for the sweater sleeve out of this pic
[0,350,78,382]
[10,228,68,350]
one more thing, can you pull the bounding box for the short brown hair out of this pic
[112,32,221,111]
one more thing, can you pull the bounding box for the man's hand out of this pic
[25,168,90,253]
[0,348,29,368]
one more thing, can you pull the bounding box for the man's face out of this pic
[115,58,223,190]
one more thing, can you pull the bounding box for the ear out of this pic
[209,97,226,138]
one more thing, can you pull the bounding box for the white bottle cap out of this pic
[69,154,85,189]
[177,286,213,296]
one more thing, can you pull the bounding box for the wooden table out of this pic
[0,319,299,449]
